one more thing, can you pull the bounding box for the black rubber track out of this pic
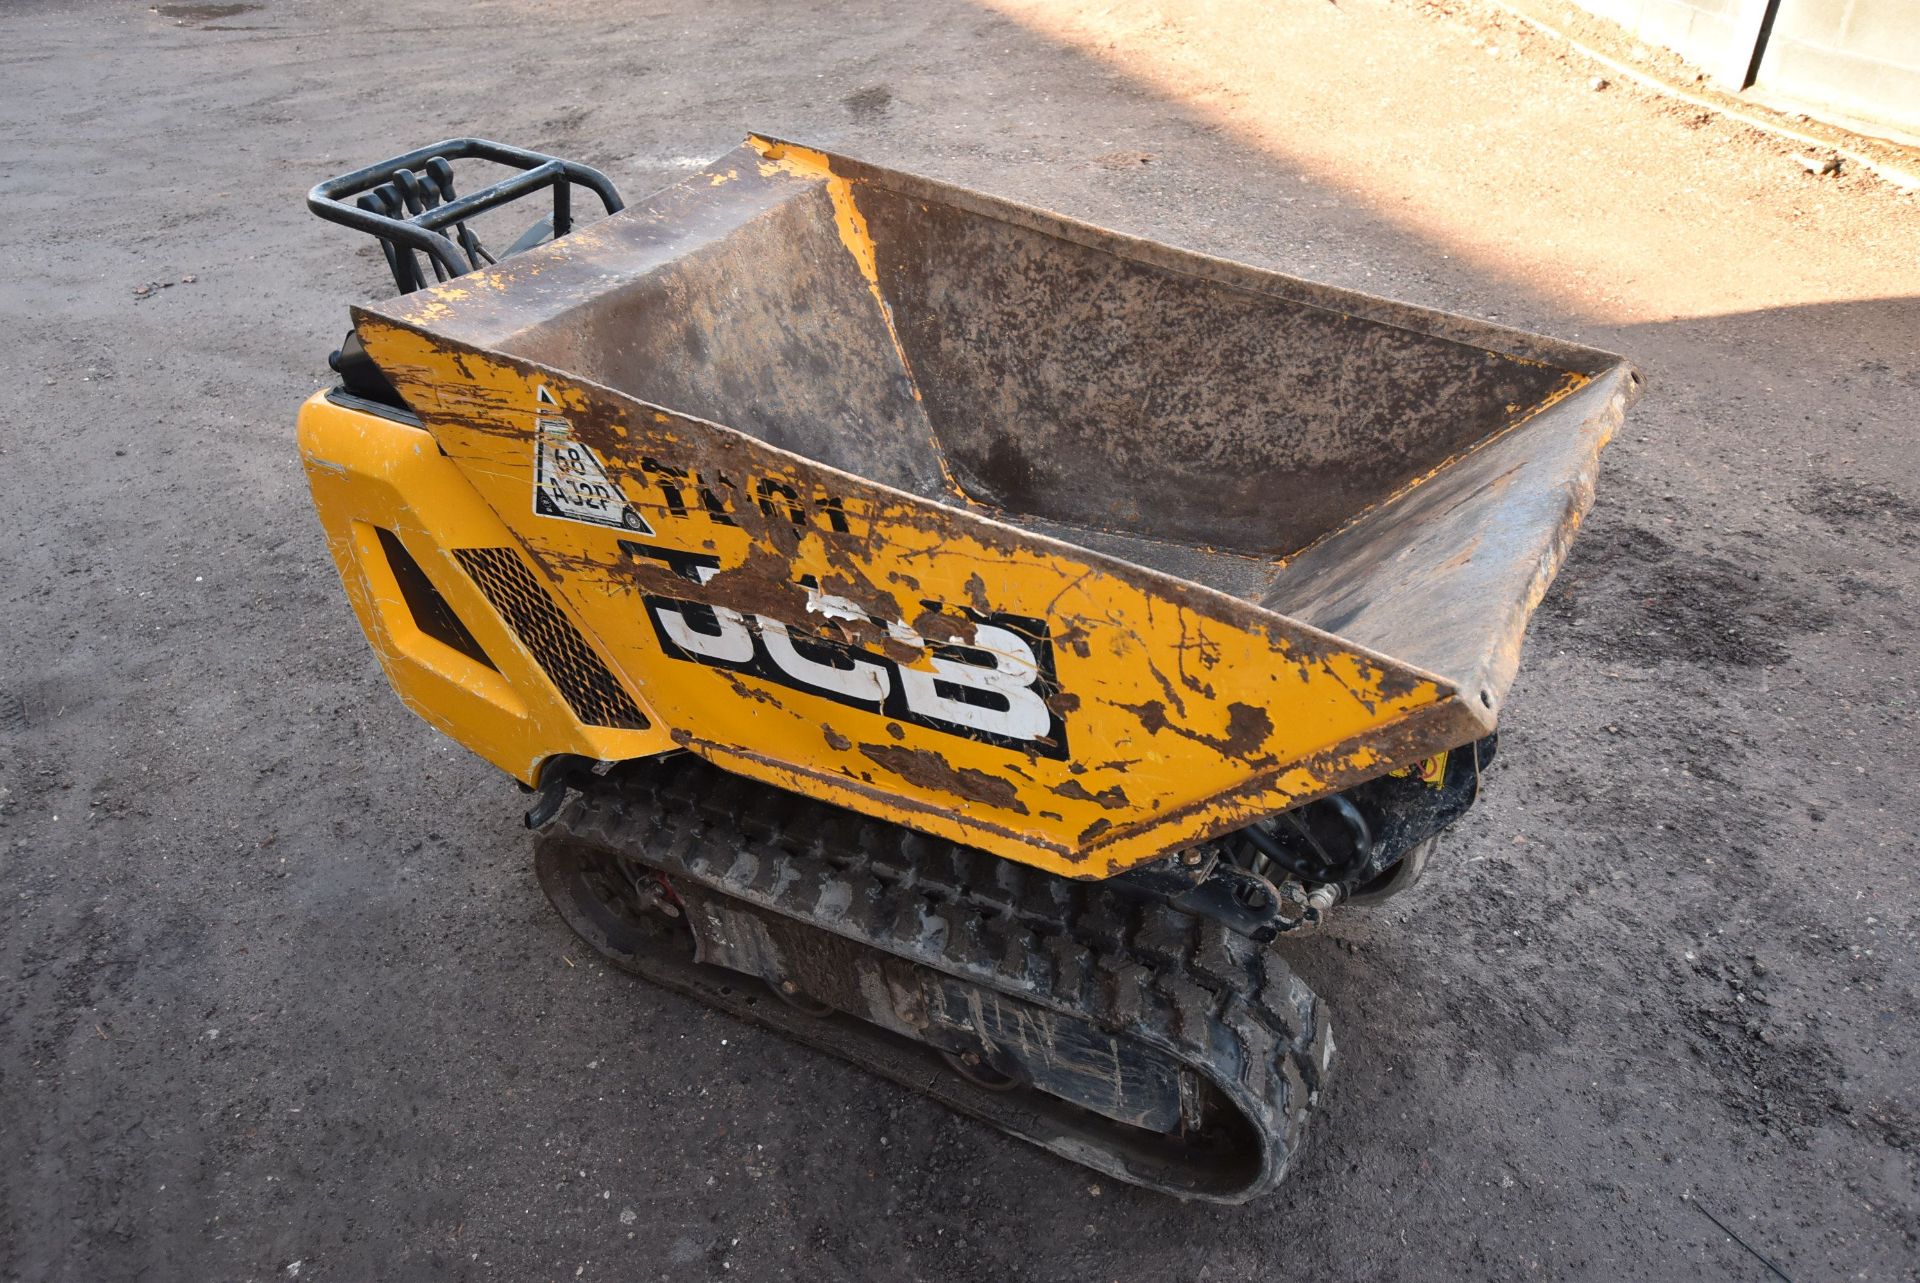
[540,754,1334,1202]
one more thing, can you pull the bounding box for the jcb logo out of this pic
[622,542,1068,757]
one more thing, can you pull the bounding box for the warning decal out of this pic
[532,388,653,533]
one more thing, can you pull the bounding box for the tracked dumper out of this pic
[299,137,1639,1201]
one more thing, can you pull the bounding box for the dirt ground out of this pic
[2,0,1916,1279]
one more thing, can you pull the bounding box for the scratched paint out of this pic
[326,323,1474,878]
[298,136,1635,880]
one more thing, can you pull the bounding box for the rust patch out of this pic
[1072,697,1485,873]
[858,743,1029,815]
[692,737,1068,856]
[909,606,974,644]
[1117,698,1275,764]
[1121,699,1172,735]
[591,539,816,626]
[823,726,852,752]
[724,674,778,706]
[818,570,908,629]
[1310,656,1383,716]
[884,721,906,741]
[962,572,991,614]
[1222,701,1275,756]
[1054,778,1130,809]
[1142,652,1190,720]
[878,632,923,666]
[1078,817,1114,845]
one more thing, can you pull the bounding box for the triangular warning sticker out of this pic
[532,411,653,533]
[535,384,558,405]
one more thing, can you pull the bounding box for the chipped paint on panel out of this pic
[346,322,1473,877]
[314,136,1634,881]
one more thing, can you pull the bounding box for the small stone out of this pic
[1589,76,1608,91]
[1793,153,1842,177]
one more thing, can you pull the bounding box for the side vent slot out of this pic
[375,527,497,671]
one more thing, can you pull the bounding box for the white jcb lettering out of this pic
[658,604,755,664]
[889,622,1051,741]
[653,565,755,664]
[645,572,1056,746]
[758,619,891,703]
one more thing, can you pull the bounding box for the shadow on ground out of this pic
[1,2,1915,1280]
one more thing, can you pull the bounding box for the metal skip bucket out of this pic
[314,135,1640,880]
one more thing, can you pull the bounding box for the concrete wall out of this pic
[1756,0,1920,133]
[1571,0,1752,76]
[1564,0,1920,136]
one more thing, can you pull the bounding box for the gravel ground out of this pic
[2,1,1916,1279]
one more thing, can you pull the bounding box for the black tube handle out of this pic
[308,138,624,292]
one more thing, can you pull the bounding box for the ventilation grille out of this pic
[453,547,649,730]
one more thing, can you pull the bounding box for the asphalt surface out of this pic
[2,1,1916,1280]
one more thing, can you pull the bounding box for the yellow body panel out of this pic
[298,393,674,781]
[317,320,1485,879]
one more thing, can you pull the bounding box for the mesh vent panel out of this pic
[453,547,648,730]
